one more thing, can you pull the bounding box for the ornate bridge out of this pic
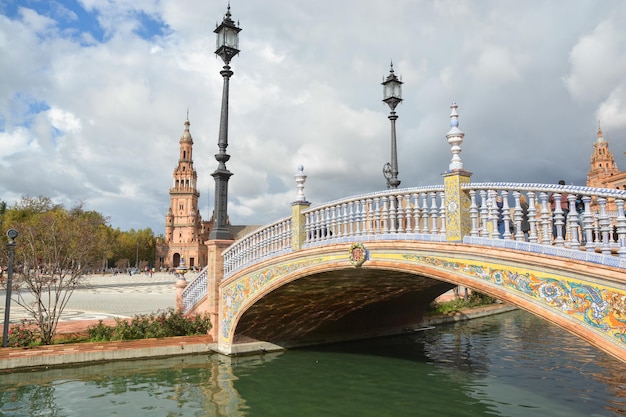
[179,110,626,363]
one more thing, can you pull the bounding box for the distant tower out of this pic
[161,117,208,269]
[586,122,620,189]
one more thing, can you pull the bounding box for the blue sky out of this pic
[1,1,626,232]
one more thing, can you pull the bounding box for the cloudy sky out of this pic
[2,1,626,234]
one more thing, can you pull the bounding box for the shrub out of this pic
[86,309,211,342]
[428,292,497,315]
[86,320,114,341]
[7,319,40,348]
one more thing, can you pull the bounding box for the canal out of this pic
[1,310,625,416]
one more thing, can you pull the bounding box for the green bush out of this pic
[87,309,211,342]
[428,292,497,315]
[86,320,114,341]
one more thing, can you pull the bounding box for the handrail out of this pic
[182,266,209,313]
[222,217,292,279]
[184,182,626,312]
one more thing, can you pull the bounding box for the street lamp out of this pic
[2,229,18,348]
[382,62,403,189]
[209,4,242,240]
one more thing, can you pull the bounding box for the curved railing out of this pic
[182,266,209,312]
[221,183,626,281]
[462,182,626,255]
[222,186,447,280]
[222,217,292,278]
[302,185,447,244]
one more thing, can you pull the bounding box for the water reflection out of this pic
[1,311,625,417]
[1,354,285,417]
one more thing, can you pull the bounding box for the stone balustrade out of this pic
[219,182,626,281]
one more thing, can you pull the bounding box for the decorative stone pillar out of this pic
[443,172,472,241]
[443,102,472,242]
[174,259,188,312]
[207,239,233,342]
[175,278,187,312]
[292,165,310,251]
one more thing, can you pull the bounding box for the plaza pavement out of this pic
[0,272,218,371]
[0,272,186,325]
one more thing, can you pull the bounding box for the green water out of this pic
[1,310,625,416]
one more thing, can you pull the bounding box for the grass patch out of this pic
[427,292,497,315]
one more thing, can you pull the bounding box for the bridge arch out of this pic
[218,241,626,361]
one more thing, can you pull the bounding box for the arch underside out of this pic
[233,269,454,347]
[221,243,626,362]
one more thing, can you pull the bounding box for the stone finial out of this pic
[446,102,465,171]
[295,165,307,202]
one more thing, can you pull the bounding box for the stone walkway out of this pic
[0,272,189,324]
[0,272,217,371]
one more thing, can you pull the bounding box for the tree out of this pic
[3,198,108,344]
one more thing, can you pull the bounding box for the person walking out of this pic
[496,195,505,238]
[575,194,586,245]
[520,194,531,241]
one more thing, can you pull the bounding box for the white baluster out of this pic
[501,190,512,240]
[390,195,398,233]
[552,193,565,247]
[404,194,412,233]
[382,196,390,234]
[513,191,523,241]
[469,190,479,237]
[412,193,420,233]
[479,190,489,237]
[567,193,580,249]
[421,193,430,233]
[616,199,626,258]
[365,198,374,235]
[488,190,498,239]
[429,192,438,235]
[598,197,611,255]
[439,191,446,236]
[528,192,538,243]
[539,192,551,245]
[582,196,594,252]
[374,197,383,234]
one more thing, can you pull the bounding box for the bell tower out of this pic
[587,122,619,188]
[161,117,208,269]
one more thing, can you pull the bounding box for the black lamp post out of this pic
[209,4,241,240]
[382,62,403,189]
[2,229,18,348]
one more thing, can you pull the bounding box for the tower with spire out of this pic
[159,117,209,269]
[586,123,620,189]
[585,122,626,213]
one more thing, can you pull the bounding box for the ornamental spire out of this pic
[596,121,605,143]
[446,102,465,171]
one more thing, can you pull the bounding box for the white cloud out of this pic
[48,107,82,134]
[565,13,626,102]
[2,0,626,233]
[596,84,626,130]
[469,45,527,83]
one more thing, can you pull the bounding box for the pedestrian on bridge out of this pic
[496,195,505,238]
[520,194,530,241]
